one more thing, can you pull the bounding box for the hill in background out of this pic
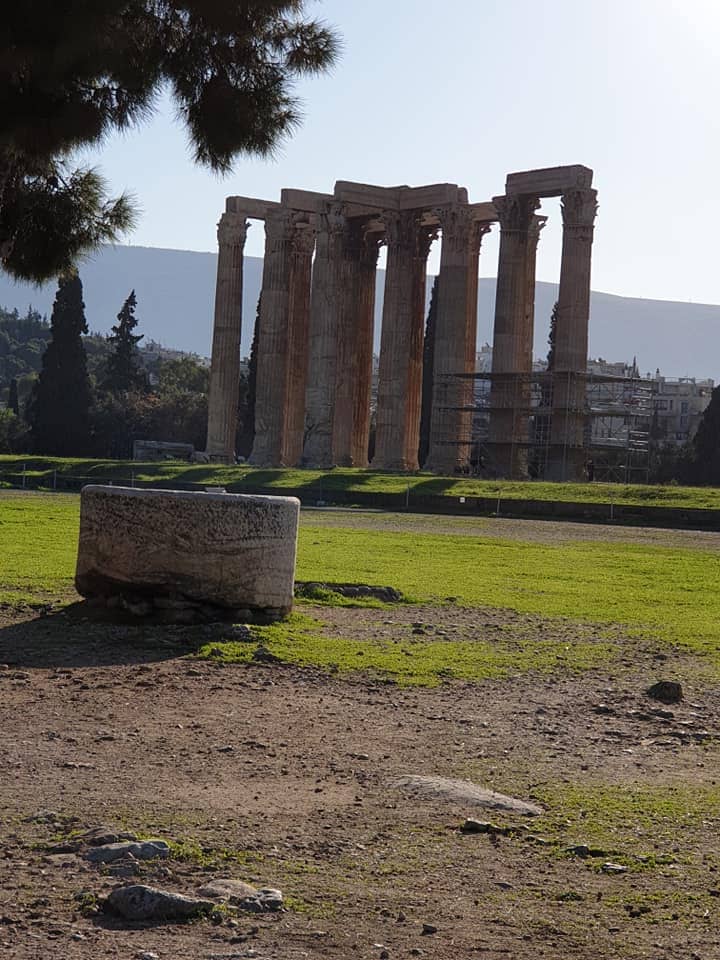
[0,244,716,381]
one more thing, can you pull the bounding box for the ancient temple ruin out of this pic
[205,165,598,481]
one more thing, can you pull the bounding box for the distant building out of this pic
[651,374,714,446]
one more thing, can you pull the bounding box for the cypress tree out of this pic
[237,294,261,459]
[8,377,19,415]
[546,301,558,372]
[28,272,92,455]
[688,385,720,484]
[104,290,146,392]
[418,276,439,467]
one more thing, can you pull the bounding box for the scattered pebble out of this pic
[647,681,683,704]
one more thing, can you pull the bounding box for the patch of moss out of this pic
[196,613,618,686]
[532,781,720,872]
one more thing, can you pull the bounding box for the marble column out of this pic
[302,202,346,468]
[250,209,312,467]
[547,188,598,481]
[281,222,316,466]
[350,225,384,467]
[518,215,546,468]
[425,208,490,474]
[206,212,249,461]
[372,212,437,471]
[333,221,383,467]
[487,194,539,479]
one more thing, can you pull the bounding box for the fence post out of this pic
[22,463,26,489]
[405,482,410,510]
[53,470,57,491]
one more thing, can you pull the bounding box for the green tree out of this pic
[532,301,558,472]
[237,294,261,459]
[8,377,19,415]
[546,301,558,372]
[686,385,720,484]
[418,276,439,467]
[157,355,209,395]
[92,352,210,457]
[28,273,93,455]
[0,3,340,282]
[0,408,29,454]
[104,290,146,393]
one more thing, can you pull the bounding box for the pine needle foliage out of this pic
[0,2,340,280]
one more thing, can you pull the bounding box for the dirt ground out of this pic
[1,512,719,960]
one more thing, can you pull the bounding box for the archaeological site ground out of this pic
[1,490,719,959]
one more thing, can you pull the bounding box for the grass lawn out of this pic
[1,492,719,682]
[2,453,720,510]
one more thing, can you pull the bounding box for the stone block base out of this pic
[75,486,300,620]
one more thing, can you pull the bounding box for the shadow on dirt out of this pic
[0,602,213,669]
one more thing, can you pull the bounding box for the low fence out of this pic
[2,466,720,532]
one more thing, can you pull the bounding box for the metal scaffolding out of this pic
[431,368,653,482]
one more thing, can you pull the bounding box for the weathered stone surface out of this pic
[197,878,283,911]
[647,680,683,704]
[250,209,315,467]
[546,187,598,481]
[487,194,540,480]
[206,212,248,462]
[373,212,436,471]
[86,840,169,864]
[105,884,213,921]
[196,878,257,901]
[392,775,542,816]
[425,207,489,473]
[506,164,593,198]
[75,486,299,615]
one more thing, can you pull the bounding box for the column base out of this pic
[544,448,586,482]
[485,443,529,481]
[370,458,419,473]
[201,449,234,465]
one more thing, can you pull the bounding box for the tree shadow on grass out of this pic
[0,602,209,669]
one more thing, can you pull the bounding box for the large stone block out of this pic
[75,486,300,619]
[505,164,593,197]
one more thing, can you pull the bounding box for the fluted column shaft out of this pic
[281,224,316,466]
[302,203,346,468]
[333,223,383,467]
[206,213,249,461]
[373,212,436,471]
[426,208,489,474]
[488,195,539,479]
[350,228,383,467]
[251,210,314,467]
[547,188,598,481]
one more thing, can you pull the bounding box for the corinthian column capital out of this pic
[217,212,249,247]
[493,194,540,234]
[291,221,317,257]
[434,204,472,255]
[561,188,598,229]
[528,214,548,251]
[382,209,417,249]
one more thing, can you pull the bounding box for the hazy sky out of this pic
[84,0,720,305]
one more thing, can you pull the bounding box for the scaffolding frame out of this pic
[432,368,653,482]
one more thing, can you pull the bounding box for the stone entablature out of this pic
[205,166,597,481]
